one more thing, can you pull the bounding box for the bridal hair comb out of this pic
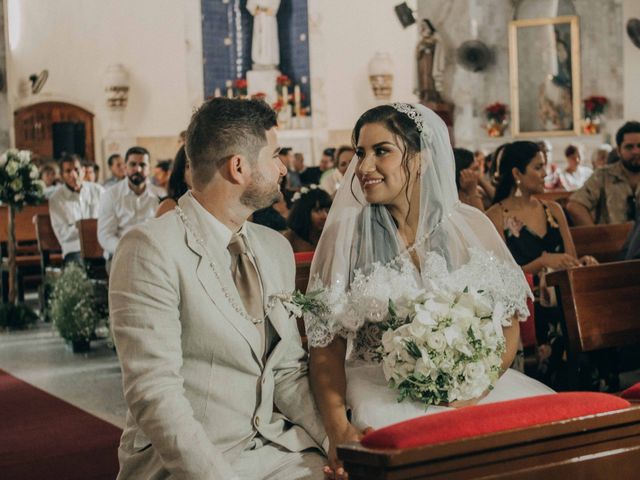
[391,103,425,132]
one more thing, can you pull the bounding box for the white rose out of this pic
[426,332,447,352]
[14,193,24,202]
[10,178,23,192]
[34,179,46,192]
[29,164,39,179]
[423,298,450,318]
[414,303,437,326]
[414,357,436,379]
[450,303,474,323]
[443,324,464,347]
[18,150,31,164]
[408,320,427,339]
[0,153,7,167]
[464,361,486,380]
[472,292,493,318]
[5,160,18,176]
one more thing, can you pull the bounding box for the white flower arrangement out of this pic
[0,149,44,209]
[291,183,320,203]
[379,285,505,406]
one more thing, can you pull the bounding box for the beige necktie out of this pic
[227,233,264,322]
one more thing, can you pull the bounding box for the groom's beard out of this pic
[240,170,281,211]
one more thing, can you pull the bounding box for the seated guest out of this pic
[49,155,104,265]
[103,153,125,188]
[537,140,562,190]
[283,187,332,252]
[453,148,485,211]
[39,161,60,198]
[320,145,354,197]
[592,143,613,170]
[301,147,335,185]
[153,159,173,193]
[486,141,597,387]
[82,160,99,183]
[567,121,640,225]
[558,144,592,191]
[97,146,163,259]
[156,146,192,217]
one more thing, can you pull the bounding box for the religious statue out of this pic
[246,0,281,69]
[416,19,444,103]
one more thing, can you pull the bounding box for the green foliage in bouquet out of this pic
[49,264,99,342]
[0,149,45,210]
[0,303,38,330]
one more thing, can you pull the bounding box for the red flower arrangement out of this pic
[583,96,608,117]
[485,102,508,123]
[276,75,291,87]
[234,78,248,96]
[272,99,284,113]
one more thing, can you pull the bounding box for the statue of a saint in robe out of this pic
[416,19,444,103]
[247,0,281,69]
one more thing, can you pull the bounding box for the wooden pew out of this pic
[0,203,50,301]
[570,223,633,263]
[77,218,107,279]
[338,406,640,479]
[546,260,640,390]
[33,213,63,315]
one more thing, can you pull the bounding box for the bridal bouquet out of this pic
[379,286,505,406]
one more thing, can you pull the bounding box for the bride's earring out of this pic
[514,179,523,197]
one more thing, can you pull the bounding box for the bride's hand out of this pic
[444,388,491,408]
[323,424,374,480]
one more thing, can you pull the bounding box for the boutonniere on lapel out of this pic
[270,290,329,320]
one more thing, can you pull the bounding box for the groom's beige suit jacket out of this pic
[110,194,327,480]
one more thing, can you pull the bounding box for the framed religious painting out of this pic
[508,16,581,137]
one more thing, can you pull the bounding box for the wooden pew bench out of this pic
[338,396,640,479]
[546,260,640,390]
[570,223,633,263]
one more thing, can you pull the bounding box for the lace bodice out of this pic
[304,248,531,362]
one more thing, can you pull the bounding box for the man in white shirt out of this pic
[97,146,163,260]
[49,155,104,264]
[103,153,125,188]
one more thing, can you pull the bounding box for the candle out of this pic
[214,88,221,98]
[294,85,301,116]
[227,88,234,98]
[282,85,289,104]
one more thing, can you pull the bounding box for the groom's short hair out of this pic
[185,97,277,188]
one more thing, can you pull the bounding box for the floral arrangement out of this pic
[379,286,505,405]
[291,184,319,203]
[583,95,608,117]
[234,78,248,97]
[485,102,508,123]
[0,149,45,209]
[276,74,291,87]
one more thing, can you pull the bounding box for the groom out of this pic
[109,97,328,479]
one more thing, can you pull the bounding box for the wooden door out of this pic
[14,102,95,161]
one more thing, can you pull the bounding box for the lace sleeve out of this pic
[442,248,532,327]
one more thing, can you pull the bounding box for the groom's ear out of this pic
[225,154,251,185]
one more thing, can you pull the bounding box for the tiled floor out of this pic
[0,321,127,428]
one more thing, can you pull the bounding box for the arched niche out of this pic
[14,101,95,162]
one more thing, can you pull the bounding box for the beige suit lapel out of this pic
[178,196,264,365]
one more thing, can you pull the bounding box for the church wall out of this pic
[4,0,204,167]
[417,0,628,152]
[0,0,11,152]
[623,0,640,121]
[307,0,419,143]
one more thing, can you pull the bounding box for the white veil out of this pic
[305,103,531,350]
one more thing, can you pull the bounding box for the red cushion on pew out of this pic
[294,251,314,263]
[621,383,640,400]
[360,392,630,450]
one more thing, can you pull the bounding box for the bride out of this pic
[304,103,553,478]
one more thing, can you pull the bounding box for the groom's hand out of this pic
[324,424,373,480]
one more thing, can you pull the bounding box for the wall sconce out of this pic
[368,52,394,100]
[104,64,130,132]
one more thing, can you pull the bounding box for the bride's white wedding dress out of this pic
[307,249,554,431]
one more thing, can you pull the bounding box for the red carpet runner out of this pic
[0,369,121,480]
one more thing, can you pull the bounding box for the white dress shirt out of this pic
[97,179,163,256]
[319,168,344,197]
[559,165,594,191]
[49,182,104,257]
